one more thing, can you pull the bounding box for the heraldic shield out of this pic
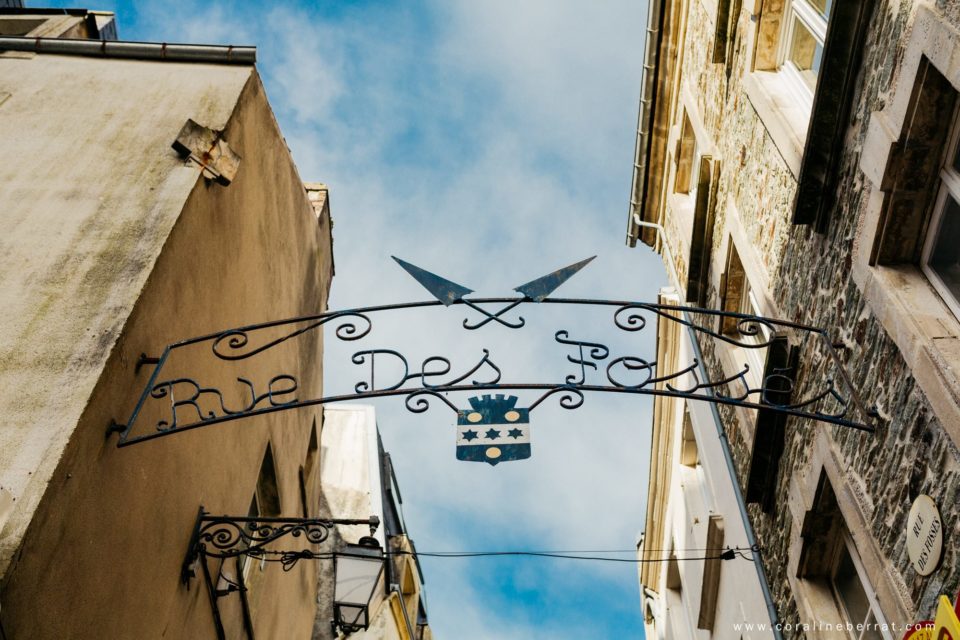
[456,394,531,466]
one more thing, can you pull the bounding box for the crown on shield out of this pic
[468,394,519,411]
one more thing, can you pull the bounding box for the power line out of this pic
[245,546,758,571]
[402,550,743,563]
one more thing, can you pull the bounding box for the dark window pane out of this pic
[833,546,871,629]
[861,612,884,640]
[929,194,960,302]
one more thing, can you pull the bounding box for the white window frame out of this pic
[735,279,771,389]
[776,0,829,108]
[920,107,960,322]
[830,533,893,640]
[240,493,262,580]
[739,281,770,344]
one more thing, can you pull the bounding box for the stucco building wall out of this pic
[0,52,333,639]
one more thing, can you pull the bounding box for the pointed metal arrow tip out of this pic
[392,256,474,306]
[513,255,596,302]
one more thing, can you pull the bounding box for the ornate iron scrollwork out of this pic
[182,509,380,585]
[110,296,879,447]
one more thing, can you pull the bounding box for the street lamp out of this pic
[333,536,385,634]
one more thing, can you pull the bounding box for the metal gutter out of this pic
[634,217,785,640]
[0,35,255,64]
[626,0,666,247]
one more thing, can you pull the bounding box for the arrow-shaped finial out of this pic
[392,256,474,306]
[514,256,596,302]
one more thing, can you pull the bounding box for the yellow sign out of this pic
[903,622,934,640]
[934,595,960,640]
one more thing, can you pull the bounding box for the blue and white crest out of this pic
[456,394,530,466]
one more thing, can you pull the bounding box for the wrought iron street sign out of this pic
[109,258,879,448]
[181,509,380,640]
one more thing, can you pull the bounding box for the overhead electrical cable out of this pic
[241,546,759,571]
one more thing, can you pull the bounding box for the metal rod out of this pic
[200,554,227,640]
[166,296,825,349]
[118,380,873,447]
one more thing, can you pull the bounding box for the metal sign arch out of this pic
[109,284,879,448]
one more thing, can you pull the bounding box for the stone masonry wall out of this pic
[658,0,960,636]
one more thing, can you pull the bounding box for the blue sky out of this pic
[33,0,665,636]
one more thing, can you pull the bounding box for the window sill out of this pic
[851,261,960,447]
[743,71,812,178]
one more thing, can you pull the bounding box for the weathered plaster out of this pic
[0,54,334,639]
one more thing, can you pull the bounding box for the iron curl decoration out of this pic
[732,317,777,347]
[192,515,375,560]
[613,304,650,332]
[182,510,380,587]
[614,303,779,349]
[462,299,526,330]
[404,389,460,415]
[333,311,374,342]
[279,550,318,571]
[529,386,585,412]
[211,311,373,361]
[772,377,849,419]
[198,520,331,557]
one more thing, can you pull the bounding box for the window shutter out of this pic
[697,515,725,630]
[686,156,719,305]
[793,0,876,231]
[745,336,799,511]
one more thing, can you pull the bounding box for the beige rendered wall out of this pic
[0,54,334,639]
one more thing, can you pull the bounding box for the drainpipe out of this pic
[626,0,666,247]
[389,584,417,640]
[633,217,784,640]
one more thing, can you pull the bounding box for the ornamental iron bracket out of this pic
[181,508,380,640]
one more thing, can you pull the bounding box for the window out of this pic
[831,534,891,640]
[712,0,742,66]
[299,420,319,517]
[920,109,960,321]
[797,474,892,639]
[854,46,960,446]
[749,0,871,207]
[674,111,697,195]
[778,0,830,103]
[240,444,281,579]
[679,409,698,468]
[686,155,719,306]
[719,241,770,383]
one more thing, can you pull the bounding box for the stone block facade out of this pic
[630,0,960,636]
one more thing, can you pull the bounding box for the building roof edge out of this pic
[0,35,256,64]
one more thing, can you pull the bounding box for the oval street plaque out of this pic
[906,495,943,577]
